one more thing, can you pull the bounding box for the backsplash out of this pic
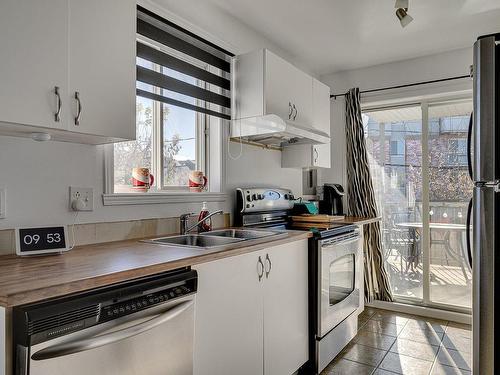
[0,213,230,255]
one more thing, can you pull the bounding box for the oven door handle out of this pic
[31,299,194,361]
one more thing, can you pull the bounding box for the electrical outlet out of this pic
[0,188,5,219]
[69,186,94,211]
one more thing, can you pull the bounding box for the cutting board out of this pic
[291,214,345,223]
[290,222,333,230]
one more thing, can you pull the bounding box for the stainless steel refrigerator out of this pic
[470,32,500,375]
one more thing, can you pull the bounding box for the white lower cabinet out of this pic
[263,241,309,375]
[193,239,308,375]
[193,251,264,375]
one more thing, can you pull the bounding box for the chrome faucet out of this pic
[180,210,224,235]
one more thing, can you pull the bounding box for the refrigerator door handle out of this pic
[466,197,473,268]
[467,112,473,180]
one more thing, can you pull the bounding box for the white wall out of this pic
[0,0,305,230]
[320,47,474,189]
[225,142,302,207]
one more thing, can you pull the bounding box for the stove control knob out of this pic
[246,195,251,202]
[258,194,264,200]
[284,194,289,200]
[289,195,295,200]
[252,194,258,201]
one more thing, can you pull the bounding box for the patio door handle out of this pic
[465,197,473,268]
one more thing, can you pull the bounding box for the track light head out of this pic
[396,7,413,27]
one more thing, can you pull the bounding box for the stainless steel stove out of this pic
[235,187,295,229]
[235,187,363,374]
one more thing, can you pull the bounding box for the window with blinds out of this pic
[136,6,233,120]
[113,7,233,194]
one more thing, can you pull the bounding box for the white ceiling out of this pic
[203,0,500,75]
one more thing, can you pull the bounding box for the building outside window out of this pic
[446,139,468,166]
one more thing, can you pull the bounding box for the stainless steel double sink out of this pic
[143,229,283,250]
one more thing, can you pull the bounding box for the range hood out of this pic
[230,114,330,147]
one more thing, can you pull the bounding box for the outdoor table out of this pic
[395,222,470,281]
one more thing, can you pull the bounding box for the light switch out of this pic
[0,188,5,219]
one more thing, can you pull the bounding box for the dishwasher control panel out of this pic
[13,268,197,346]
[100,284,194,322]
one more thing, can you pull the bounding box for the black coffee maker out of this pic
[318,183,345,215]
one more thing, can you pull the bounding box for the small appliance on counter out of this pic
[292,200,319,215]
[318,183,345,216]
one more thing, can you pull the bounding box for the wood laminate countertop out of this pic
[335,216,382,226]
[0,230,311,308]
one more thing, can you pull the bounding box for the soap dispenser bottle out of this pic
[198,201,212,232]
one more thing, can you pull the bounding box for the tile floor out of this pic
[321,308,472,375]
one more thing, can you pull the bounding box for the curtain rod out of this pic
[330,74,472,100]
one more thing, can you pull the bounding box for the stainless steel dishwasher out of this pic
[13,268,197,375]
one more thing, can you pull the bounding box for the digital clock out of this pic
[15,225,69,256]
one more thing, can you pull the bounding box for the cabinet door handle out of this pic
[292,104,297,120]
[288,102,293,120]
[264,253,272,279]
[314,147,319,164]
[54,86,62,122]
[257,256,264,281]
[74,91,82,126]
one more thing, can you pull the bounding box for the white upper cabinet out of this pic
[281,78,332,168]
[68,0,136,140]
[0,0,69,131]
[0,0,136,144]
[264,50,313,128]
[232,49,315,129]
[313,143,331,168]
[282,142,331,169]
[312,78,331,136]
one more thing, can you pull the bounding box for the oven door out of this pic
[318,232,361,338]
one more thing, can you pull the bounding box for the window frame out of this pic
[102,5,229,205]
[143,35,210,192]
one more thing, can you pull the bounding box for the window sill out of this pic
[102,192,228,206]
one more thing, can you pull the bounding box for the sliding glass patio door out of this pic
[428,101,473,309]
[362,98,473,312]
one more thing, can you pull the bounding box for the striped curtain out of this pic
[345,88,393,302]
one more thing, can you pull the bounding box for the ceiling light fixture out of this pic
[395,0,413,28]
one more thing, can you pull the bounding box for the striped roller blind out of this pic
[136,6,233,120]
